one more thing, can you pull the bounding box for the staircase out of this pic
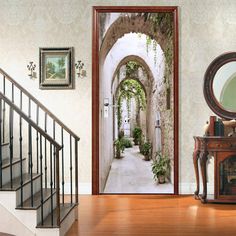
[0,69,80,236]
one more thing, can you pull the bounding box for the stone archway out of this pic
[100,13,168,60]
[110,55,156,94]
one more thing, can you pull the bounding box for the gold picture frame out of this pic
[39,47,74,89]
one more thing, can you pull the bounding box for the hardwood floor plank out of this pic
[66,195,236,236]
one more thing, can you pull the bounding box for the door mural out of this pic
[92,6,179,194]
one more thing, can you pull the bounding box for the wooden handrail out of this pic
[0,68,80,141]
[0,92,62,150]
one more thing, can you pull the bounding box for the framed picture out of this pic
[39,47,74,89]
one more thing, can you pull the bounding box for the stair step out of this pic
[2,158,26,169]
[0,173,41,191]
[16,188,56,210]
[37,203,77,228]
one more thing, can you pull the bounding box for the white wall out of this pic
[0,0,236,194]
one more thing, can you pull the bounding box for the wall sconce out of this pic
[27,61,36,79]
[75,60,86,78]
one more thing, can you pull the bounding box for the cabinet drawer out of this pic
[207,142,236,149]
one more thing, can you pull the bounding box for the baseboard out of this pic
[64,182,213,195]
[64,182,92,195]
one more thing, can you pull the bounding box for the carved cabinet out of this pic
[193,136,236,203]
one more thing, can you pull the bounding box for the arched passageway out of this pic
[92,8,178,194]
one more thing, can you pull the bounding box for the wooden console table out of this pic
[193,136,236,203]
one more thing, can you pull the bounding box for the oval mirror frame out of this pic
[204,52,236,120]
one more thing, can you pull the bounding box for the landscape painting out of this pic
[39,47,73,89]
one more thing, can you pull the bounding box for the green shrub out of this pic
[132,127,142,145]
[118,129,124,139]
[152,152,170,182]
[141,140,152,160]
[114,139,125,158]
[121,138,133,148]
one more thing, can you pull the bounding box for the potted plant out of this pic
[114,138,125,159]
[118,129,124,139]
[151,152,170,184]
[132,127,142,145]
[139,134,145,154]
[121,137,133,148]
[142,140,152,161]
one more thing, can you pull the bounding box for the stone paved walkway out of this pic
[104,145,173,193]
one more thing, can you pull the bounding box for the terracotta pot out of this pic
[158,176,165,184]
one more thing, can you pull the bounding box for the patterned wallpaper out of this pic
[0,0,236,193]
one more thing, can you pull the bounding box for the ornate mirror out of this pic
[204,52,236,120]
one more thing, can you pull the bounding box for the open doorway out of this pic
[92,6,179,194]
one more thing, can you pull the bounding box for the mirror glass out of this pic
[213,61,236,112]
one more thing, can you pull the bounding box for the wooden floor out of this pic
[66,195,236,236]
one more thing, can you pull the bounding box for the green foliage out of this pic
[141,140,152,158]
[144,12,173,37]
[116,75,146,130]
[132,127,142,145]
[125,61,139,77]
[114,136,133,158]
[121,138,133,148]
[46,62,55,78]
[151,152,171,181]
[138,134,145,153]
[118,129,124,139]
[114,138,125,159]
[117,96,123,130]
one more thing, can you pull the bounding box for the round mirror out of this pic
[204,52,236,120]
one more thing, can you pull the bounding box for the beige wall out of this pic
[0,0,236,193]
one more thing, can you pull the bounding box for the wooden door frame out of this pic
[92,6,179,195]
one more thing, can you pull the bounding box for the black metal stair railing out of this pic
[0,68,80,226]
[0,93,62,226]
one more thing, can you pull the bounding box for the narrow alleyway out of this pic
[104,145,173,193]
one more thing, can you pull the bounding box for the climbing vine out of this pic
[116,76,146,130]
[140,13,174,84]
[126,61,140,77]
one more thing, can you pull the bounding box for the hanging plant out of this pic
[153,40,158,65]
[146,35,152,54]
[116,77,147,131]
[126,61,140,77]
